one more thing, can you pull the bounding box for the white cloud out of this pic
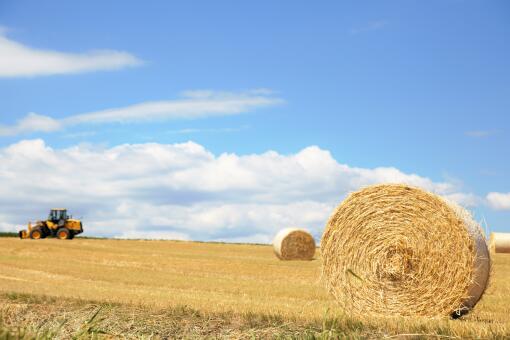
[0,220,12,232]
[0,113,62,136]
[487,192,510,210]
[0,90,282,136]
[64,90,282,125]
[0,139,476,243]
[443,192,480,208]
[166,125,248,135]
[0,30,141,77]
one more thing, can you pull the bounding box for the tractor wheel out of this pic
[56,228,71,240]
[42,227,50,238]
[29,228,44,240]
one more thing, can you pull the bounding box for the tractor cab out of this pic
[48,209,68,223]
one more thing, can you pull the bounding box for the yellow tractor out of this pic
[19,209,83,240]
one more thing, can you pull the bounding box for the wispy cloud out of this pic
[0,113,62,136]
[465,130,498,138]
[64,90,281,125]
[166,126,248,135]
[0,29,141,77]
[62,131,97,139]
[350,20,388,35]
[486,192,510,211]
[0,90,282,136]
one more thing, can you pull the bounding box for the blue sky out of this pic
[0,0,508,240]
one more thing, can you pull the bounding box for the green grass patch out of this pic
[0,232,17,238]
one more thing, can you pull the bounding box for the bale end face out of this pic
[490,232,510,254]
[321,184,491,318]
[273,228,316,261]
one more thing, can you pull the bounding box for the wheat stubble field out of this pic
[0,237,509,339]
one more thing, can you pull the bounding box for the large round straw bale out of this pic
[490,232,510,253]
[321,184,491,317]
[273,228,316,260]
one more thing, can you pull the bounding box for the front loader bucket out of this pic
[19,230,28,239]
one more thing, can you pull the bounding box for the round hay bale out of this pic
[273,228,316,261]
[321,184,491,317]
[490,232,510,253]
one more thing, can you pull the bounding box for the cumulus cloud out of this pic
[0,139,476,242]
[0,30,141,77]
[486,192,510,210]
[0,90,282,136]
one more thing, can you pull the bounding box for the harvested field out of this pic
[0,237,510,338]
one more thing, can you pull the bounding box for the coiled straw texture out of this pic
[273,228,316,261]
[321,184,490,317]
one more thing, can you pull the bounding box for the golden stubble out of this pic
[0,237,509,338]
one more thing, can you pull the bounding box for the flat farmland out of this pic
[0,237,509,338]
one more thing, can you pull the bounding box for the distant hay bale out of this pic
[490,233,510,253]
[321,184,491,317]
[273,228,316,261]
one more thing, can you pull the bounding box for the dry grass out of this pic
[491,232,510,254]
[273,228,316,261]
[321,184,490,317]
[0,237,509,338]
